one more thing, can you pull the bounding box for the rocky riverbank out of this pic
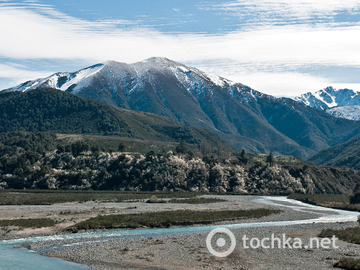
[9,196,360,270]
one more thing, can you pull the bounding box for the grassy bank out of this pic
[0,218,56,228]
[67,208,281,231]
[320,227,360,270]
[319,227,360,245]
[287,194,360,212]
[0,190,200,205]
[167,197,227,204]
[334,258,360,270]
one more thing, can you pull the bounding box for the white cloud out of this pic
[227,72,337,97]
[0,63,50,89]
[191,63,338,96]
[0,63,47,79]
[208,0,360,25]
[2,5,360,66]
[1,2,360,96]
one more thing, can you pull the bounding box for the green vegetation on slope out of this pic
[0,88,225,147]
[1,148,358,193]
[309,136,360,170]
[0,131,58,156]
[245,152,306,164]
[0,131,358,194]
[68,209,281,230]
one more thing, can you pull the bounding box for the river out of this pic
[0,196,358,270]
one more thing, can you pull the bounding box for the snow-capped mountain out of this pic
[7,57,263,106]
[294,87,360,120]
[12,63,105,94]
[4,58,360,158]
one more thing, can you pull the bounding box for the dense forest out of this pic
[0,88,225,147]
[309,135,360,170]
[0,132,358,194]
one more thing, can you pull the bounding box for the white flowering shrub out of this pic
[0,149,356,194]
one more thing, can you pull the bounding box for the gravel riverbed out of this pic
[7,195,359,270]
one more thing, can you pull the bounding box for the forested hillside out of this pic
[309,136,360,170]
[0,132,357,194]
[0,88,224,146]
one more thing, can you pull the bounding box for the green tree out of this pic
[350,183,360,204]
[57,144,65,154]
[71,141,88,157]
[238,149,248,165]
[90,145,99,152]
[118,142,125,152]
[146,150,156,161]
[176,139,188,154]
[266,152,275,166]
[65,144,72,152]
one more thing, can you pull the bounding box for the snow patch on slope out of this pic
[3,64,104,93]
[326,105,360,121]
[295,87,360,110]
[61,64,104,93]
[313,90,338,108]
[203,72,225,87]
[294,86,360,121]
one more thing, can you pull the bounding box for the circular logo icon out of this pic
[206,228,236,257]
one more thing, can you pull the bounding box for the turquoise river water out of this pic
[0,196,358,270]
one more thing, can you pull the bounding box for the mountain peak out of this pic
[294,86,360,120]
[5,58,360,158]
[135,57,184,70]
[295,87,360,109]
[140,57,174,64]
[323,86,337,92]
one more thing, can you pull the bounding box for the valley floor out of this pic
[2,196,360,270]
[46,222,359,270]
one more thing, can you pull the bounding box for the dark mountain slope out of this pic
[309,136,360,170]
[69,60,305,156]
[5,58,360,158]
[257,96,360,150]
[0,88,225,146]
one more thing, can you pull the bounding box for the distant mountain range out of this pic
[4,58,360,158]
[294,86,360,121]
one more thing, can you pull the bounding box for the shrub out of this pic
[147,195,159,203]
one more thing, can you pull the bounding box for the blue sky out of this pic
[1,0,360,96]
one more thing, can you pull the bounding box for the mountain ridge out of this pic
[0,88,226,147]
[294,86,360,121]
[4,58,360,158]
